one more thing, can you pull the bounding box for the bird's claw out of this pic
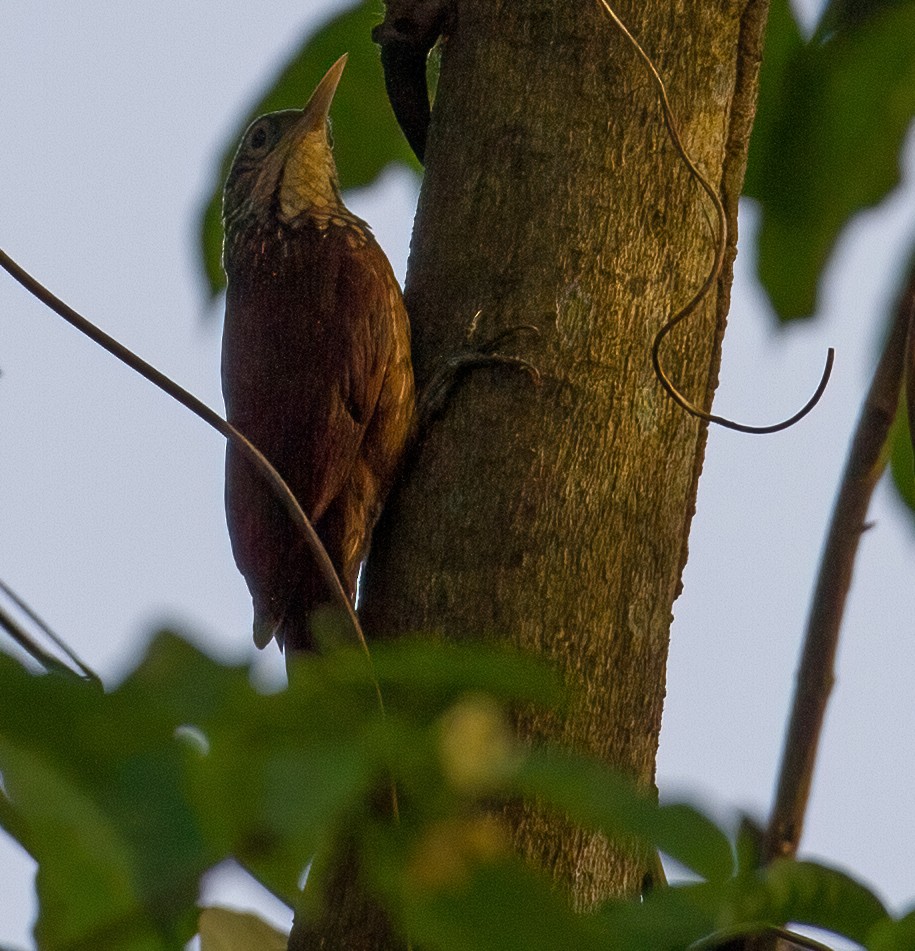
[418,323,542,428]
[471,323,540,356]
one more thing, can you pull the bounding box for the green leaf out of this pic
[733,813,765,876]
[744,0,803,205]
[1,634,531,946]
[652,802,735,882]
[373,841,604,951]
[727,859,889,943]
[0,643,208,949]
[0,634,387,945]
[198,0,421,297]
[411,863,604,951]
[595,861,889,950]
[868,906,915,951]
[594,884,720,951]
[190,712,380,905]
[747,0,915,318]
[815,0,913,40]
[185,649,386,903]
[0,740,158,951]
[365,637,566,716]
[514,751,734,882]
[2,630,903,951]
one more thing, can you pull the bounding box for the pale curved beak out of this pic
[300,53,348,132]
[277,54,349,220]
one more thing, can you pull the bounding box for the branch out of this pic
[763,264,915,862]
[0,577,99,683]
[0,603,81,680]
[0,248,369,661]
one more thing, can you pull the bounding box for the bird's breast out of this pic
[221,216,391,434]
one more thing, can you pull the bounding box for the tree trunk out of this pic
[295,0,768,945]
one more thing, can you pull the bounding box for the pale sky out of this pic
[1,2,913,947]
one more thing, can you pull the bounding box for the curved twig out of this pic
[0,248,370,663]
[0,577,100,683]
[0,604,84,681]
[595,0,834,434]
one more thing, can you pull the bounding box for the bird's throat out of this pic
[278,132,341,223]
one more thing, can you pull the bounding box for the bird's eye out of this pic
[249,124,269,150]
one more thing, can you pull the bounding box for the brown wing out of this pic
[222,220,411,648]
[296,228,396,519]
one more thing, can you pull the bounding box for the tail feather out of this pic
[253,612,283,650]
[278,562,349,653]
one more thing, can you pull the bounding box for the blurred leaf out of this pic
[0,740,157,951]
[407,863,603,951]
[184,647,386,903]
[199,0,420,297]
[868,906,915,950]
[745,0,803,203]
[746,0,915,318]
[514,751,734,882]
[0,632,568,946]
[189,703,380,904]
[197,907,287,951]
[369,835,604,951]
[815,0,913,40]
[0,641,210,950]
[728,859,889,944]
[595,884,721,951]
[733,813,765,876]
[0,634,386,946]
[366,636,566,716]
[2,629,901,951]
[651,802,735,882]
[595,860,889,950]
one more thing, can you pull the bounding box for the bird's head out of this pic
[223,54,348,234]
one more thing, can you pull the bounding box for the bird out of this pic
[221,54,415,653]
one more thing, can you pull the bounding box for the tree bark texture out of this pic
[319,0,768,943]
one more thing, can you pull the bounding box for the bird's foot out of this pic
[418,317,541,429]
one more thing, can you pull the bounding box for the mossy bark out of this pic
[294,0,770,946]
